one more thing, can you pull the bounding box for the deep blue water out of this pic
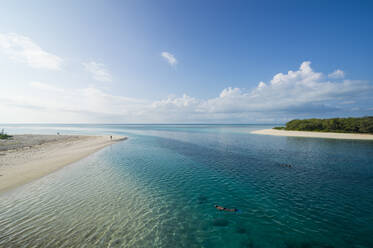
[0,124,373,248]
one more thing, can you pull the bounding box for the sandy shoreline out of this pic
[251,129,373,140]
[0,134,127,193]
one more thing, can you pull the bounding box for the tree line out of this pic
[274,117,373,134]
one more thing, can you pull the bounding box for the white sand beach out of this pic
[0,134,127,193]
[251,129,373,140]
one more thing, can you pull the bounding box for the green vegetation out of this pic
[274,117,373,134]
[0,129,12,140]
[273,127,285,130]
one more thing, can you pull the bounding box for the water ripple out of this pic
[1,127,373,247]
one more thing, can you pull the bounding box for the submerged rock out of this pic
[285,240,334,248]
[240,239,255,248]
[212,218,229,227]
[111,239,122,247]
[197,195,208,204]
[235,226,247,234]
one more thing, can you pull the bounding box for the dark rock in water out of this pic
[240,239,254,248]
[285,241,333,248]
[235,226,247,234]
[201,223,209,231]
[284,241,299,248]
[300,243,313,248]
[212,218,229,227]
[112,239,122,247]
[285,241,300,248]
[197,195,208,204]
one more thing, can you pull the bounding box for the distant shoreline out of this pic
[251,129,373,140]
[0,134,127,193]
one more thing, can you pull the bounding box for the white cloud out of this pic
[257,81,266,89]
[152,94,200,114]
[1,61,372,123]
[83,61,112,82]
[270,61,322,85]
[328,69,345,79]
[219,87,242,98]
[29,81,64,92]
[161,52,177,66]
[200,62,370,115]
[0,33,63,70]
[149,61,372,120]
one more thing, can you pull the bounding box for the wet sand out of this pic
[251,129,373,140]
[0,134,127,193]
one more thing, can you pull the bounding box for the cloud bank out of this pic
[328,69,345,79]
[29,81,64,92]
[1,61,372,123]
[83,61,112,82]
[0,33,63,70]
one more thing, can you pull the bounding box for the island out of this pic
[252,117,373,140]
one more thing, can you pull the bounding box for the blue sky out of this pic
[0,0,372,123]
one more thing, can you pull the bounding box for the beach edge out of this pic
[251,129,373,140]
[0,135,127,194]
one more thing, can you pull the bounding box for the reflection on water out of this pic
[1,124,373,247]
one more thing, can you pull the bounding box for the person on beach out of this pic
[110,135,112,140]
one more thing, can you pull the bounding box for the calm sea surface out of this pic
[1,124,373,248]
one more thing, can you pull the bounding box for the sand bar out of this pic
[251,129,373,140]
[0,134,127,193]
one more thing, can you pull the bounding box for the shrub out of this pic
[283,117,373,134]
[0,129,12,139]
[273,126,285,130]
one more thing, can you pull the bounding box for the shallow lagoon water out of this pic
[1,124,373,247]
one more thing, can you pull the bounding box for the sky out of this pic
[0,0,373,123]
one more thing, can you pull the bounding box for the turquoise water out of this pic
[1,124,373,248]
